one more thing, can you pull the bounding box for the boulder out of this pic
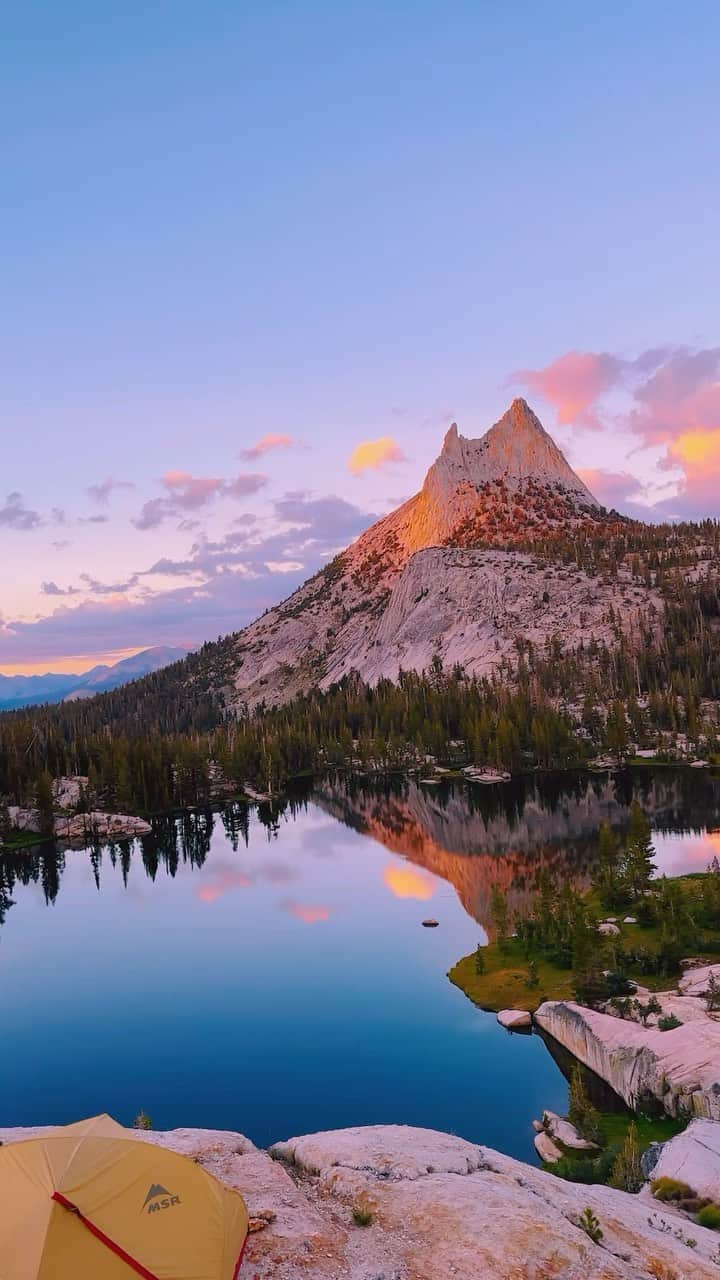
[542,1110,598,1151]
[536,999,720,1119]
[54,812,152,841]
[497,1009,532,1030]
[533,1131,563,1163]
[651,1119,720,1202]
[598,922,620,935]
[3,1121,720,1278]
[679,963,720,999]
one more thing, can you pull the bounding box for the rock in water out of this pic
[497,1009,532,1030]
[534,1131,563,1163]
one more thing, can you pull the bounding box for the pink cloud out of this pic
[280,898,331,925]
[511,351,625,428]
[240,433,294,461]
[348,436,406,475]
[133,470,268,529]
[575,468,644,510]
[195,868,252,904]
[513,345,720,517]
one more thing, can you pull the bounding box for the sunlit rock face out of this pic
[227,400,656,709]
[314,776,603,931]
[314,772,720,933]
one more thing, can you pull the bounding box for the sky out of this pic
[2,2,719,674]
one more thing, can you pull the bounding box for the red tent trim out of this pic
[51,1192,160,1280]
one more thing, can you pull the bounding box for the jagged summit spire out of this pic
[430,398,599,510]
[441,422,461,456]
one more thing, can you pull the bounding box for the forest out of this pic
[0,516,719,822]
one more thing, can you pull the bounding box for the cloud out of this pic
[240,433,295,461]
[280,899,331,925]
[383,863,436,901]
[79,572,140,595]
[133,470,268,530]
[41,581,80,597]
[196,868,252,904]
[575,468,646,510]
[78,514,110,524]
[512,345,720,518]
[0,492,42,530]
[0,488,380,665]
[348,436,406,475]
[512,351,636,429]
[87,476,135,505]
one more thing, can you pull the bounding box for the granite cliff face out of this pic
[228,400,656,708]
[536,991,720,1121]
[3,1121,719,1279]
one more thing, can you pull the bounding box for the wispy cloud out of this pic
[133,469,268,530]
[279,899,331,925]
[0,492,42,531]
[0,489,378,665]
[240,433,295,461]
[87,476,135,505]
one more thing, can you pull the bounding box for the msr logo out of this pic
[143,1183,181,1214]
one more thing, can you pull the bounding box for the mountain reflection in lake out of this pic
[1,768,719,1156]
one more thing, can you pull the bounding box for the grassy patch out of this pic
[0,830,54,852]
[450,873,720,1011]
[448,940,575,1013]
[597,1110,685,1149]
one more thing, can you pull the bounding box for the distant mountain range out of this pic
[0,646,188,711]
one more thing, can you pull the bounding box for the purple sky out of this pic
[2,4,719,673]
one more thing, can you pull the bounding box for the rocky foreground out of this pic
[3,1121,720,1277]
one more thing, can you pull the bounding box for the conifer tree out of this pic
[609,1122,643,1192]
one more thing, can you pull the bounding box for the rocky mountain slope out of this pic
[3,1120,719,1278]
[228,399,658,709]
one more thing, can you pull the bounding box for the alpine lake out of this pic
[1,767,719,1162]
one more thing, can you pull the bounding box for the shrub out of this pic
[651,1177,694,1202]
[578,1206,603,1243]
[352,1201,373,1227]
[697,1204,720,1231]
[546,1145,619,1186]
[133,1110,152,1130]
[605,971,636,997]
[657,1014,683,1031]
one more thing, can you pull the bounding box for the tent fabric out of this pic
[0,1114,249,1280]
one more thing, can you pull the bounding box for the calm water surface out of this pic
[1,769,719,1161]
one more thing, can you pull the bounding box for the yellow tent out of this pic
[0,1113,249,1279]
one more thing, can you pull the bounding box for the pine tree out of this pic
[609,1122,643,1192]
[35,770,55,837]
[490,886,510,951]
[623,802,656,901]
